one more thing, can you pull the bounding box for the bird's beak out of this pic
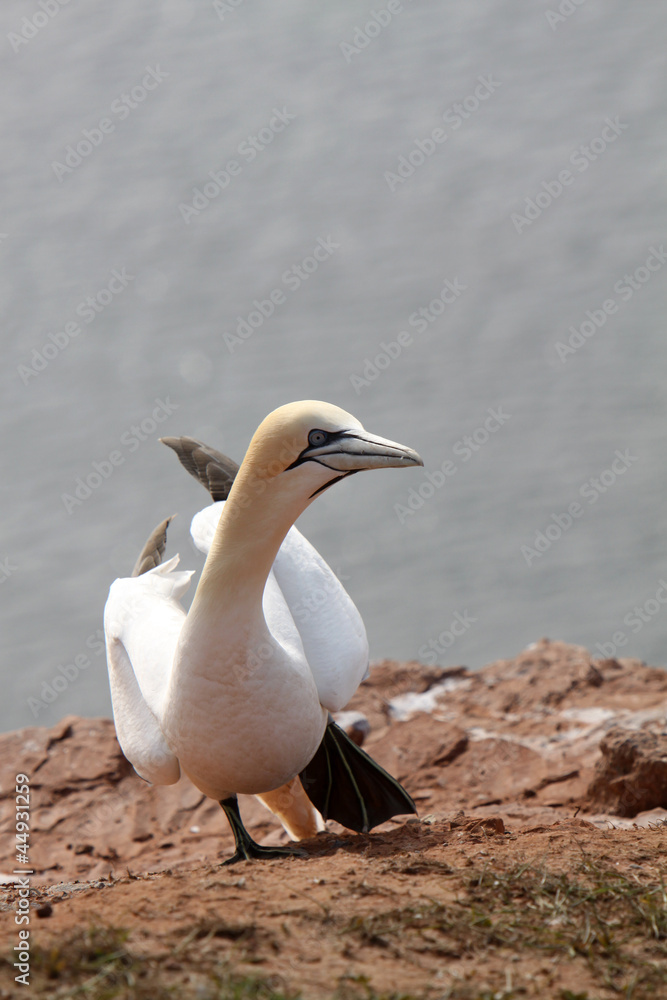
[300,430,424,473]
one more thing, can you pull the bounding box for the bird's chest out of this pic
[163,626,325,792]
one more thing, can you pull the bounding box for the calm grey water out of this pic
[1,0,666,733]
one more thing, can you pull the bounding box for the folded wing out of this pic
[271,528,369,712]
[104,519,193,785]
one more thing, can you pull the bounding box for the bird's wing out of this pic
[131,514,174,576]
[105,537,194,785]
[271,528,369,713]
[160,436,239,501]
[105,624,181,785]
[189,500,368,711]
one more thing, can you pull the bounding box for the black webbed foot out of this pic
[299,719,417,832]
[220,796,307,865]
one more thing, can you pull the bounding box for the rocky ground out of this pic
[1,639,666,999]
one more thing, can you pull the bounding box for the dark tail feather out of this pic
[160,435,239,501]
[131,515,175,577]
[299,720,417,833]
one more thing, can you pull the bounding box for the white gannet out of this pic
[104,401,423,863]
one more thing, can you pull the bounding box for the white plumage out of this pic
[104,400,422,860]
[105,509,369,782]
[105,556,190,785]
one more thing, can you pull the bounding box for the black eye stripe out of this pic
[284,429,347,471]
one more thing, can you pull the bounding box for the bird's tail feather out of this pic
[299,720,417,833]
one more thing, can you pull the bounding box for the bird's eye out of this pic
[308,429,329,447]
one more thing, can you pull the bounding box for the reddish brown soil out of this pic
[1,640,666,999]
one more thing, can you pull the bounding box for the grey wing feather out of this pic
[160,436,239,501]
[131,515,175,577]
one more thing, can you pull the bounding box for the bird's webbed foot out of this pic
[220,796,307,865]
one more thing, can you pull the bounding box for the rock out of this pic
[366,713,468,785]
[449,813,506,835]
[347,661,470,730]
[585,728,667,817]
[30,716,131,790]
[586,664,604,687]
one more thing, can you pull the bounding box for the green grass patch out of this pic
[2,925,300,1000]
[340,857,667,997]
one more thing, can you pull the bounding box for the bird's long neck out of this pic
[190,465,306,620]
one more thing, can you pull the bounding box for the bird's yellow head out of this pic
[239,400,423,500]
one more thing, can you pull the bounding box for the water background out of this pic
[1,0,666,732]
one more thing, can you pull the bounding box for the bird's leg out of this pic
[219,796,308,865]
